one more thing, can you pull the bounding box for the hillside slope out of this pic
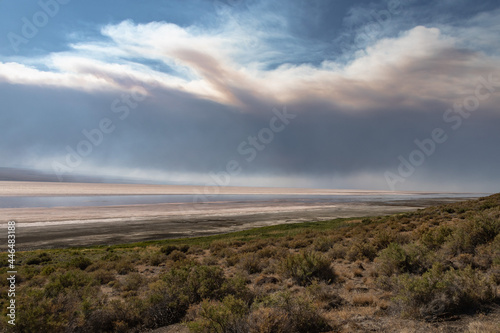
[1,194,499,332]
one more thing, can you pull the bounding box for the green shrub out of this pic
[327,243,347,260]
[187,295,249,333]
[445,215,500,255]
[41,265,56,276]
[92,269,115,285]
[84,298,144,332]
[248,307,291,333]
[372,230,397,250]
[44,270,96,298]
[376,243,407,277]
[16,289,81,333]
[376,243,432,277]
[68,256,92,270]
[179,244,190,253]
[122,272,143,292]
[393,264,495,319]
[238,253,263,274]
[168,250,187,262]
[255,291,331,333]
[209,241,229,255]
[313,237,335,252]
[147,252,167,266]
[115,260,136,275]
[281,251,335,286]
[143,280,189,328]
[162,264,226,303]
[346,241,377,262]
[102,252,120,262]
[160,245,179,255]
[25,252,52,265]
[421,226,453,249]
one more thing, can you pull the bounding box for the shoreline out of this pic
[2,198,456,251]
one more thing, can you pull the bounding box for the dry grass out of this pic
[351,293,377,307]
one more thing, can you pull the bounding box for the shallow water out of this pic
[0,192,485,209]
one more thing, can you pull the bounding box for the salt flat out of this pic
[0,181,478,250]
[0,181,421,197]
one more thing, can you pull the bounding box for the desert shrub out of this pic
[83,298,144,332]
[491,234,500,266]
[288,238,312,249]
[465,321,500,333]
[187,295,249,333]
[122,272,143,292]
[209,241,230,254]
[421,225,453,250]
[393,264,495,319]
[92,269,115,285]
[403,243,435,273]
[445,215,500,255]
[313,237,335,252]
[306,281,345,309]
[281,251,336,286]
[15,289,82,333]
[169,250,187,262]
[248,307,291,333]
[178,244,190,253]
[255,275,280,286]
[372,230,397,250]
[238,253,263,274]
[159,245,179,255]
[240,240,269,253]
[187,245,205,255]
[18,266,39,281]
[327,243,347,260]
[44,270,96,298]
[255,291,331,333]
[346,241,377,262]
[257,246,279,258]
[376,243,432,277]
[115,260,136,275]
[376,243,407,277]
[201,255,219,266]
[101,251,121,262]
[184,266,227,302]
[161,264,251,304]
[68,256,92,270]
[147,252,167,266]
[142,280,189,328]
[25,252,52,265]
[41,265,56,276]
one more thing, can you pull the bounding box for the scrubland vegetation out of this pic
[1,194,499,332]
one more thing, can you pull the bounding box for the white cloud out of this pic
[1,10,499,112]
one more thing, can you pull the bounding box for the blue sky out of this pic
[1,0,500,191]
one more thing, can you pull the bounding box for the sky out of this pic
[0,0,499,192]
